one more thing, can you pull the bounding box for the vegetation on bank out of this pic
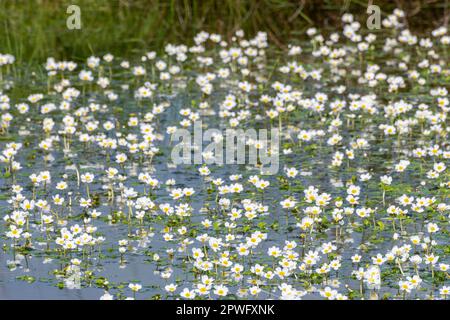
[1,0,448,63]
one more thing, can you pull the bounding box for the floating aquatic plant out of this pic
[0,9,449,300]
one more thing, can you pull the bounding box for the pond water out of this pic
[0,11,449,300]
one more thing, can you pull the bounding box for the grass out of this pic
[0,0,448,64]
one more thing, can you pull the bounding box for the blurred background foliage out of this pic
[0,0,448,63]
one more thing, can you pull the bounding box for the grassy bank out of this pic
[0,0,448,63]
